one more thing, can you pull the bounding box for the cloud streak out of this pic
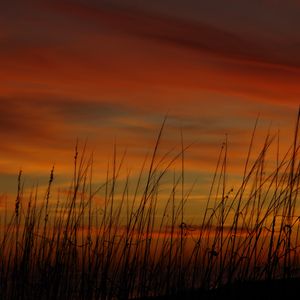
[0,0,299,201]
[45,0,300,68]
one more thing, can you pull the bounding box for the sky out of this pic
[0,0,299,205]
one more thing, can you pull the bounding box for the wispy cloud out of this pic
[0,0,298,199]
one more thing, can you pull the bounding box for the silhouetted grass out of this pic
[0,110,299,299]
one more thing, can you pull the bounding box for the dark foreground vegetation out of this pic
[139,278,300,300]
[0,110,299,299]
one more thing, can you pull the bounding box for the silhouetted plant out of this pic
[0,110,299,299]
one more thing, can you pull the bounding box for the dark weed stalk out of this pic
[0,112,300,299]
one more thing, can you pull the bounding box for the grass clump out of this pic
[0,111,299,299]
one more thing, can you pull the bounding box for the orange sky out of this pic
[0,0,299,205]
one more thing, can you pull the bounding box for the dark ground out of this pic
[138,278,300,300]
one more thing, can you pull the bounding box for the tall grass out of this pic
[0,110,299,299]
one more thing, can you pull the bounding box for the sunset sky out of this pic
[1,0,299,202]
